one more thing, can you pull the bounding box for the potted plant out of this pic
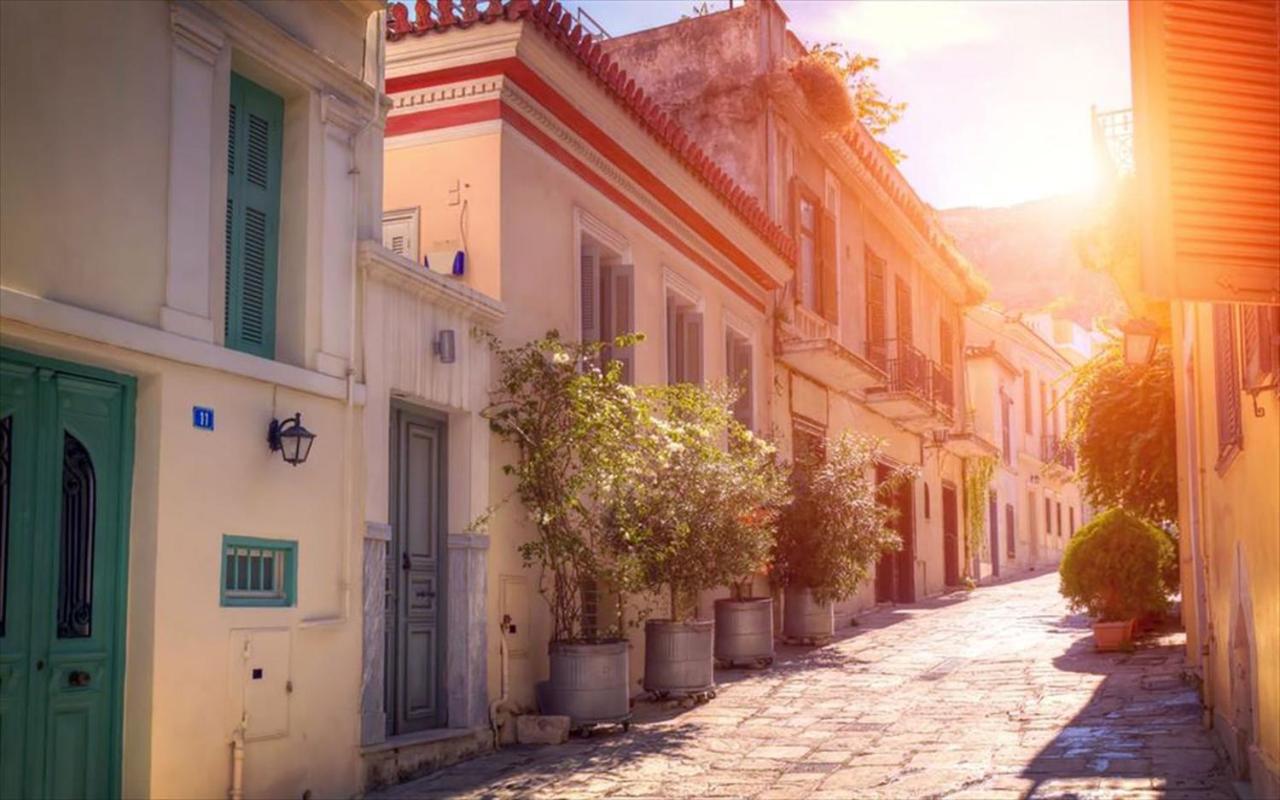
[773,432,910,643]
[1058,508,1174,651]
[610,383,787,693]
[482,331,648,728]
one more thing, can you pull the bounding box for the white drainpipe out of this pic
[228,716,246,800]
[488,615,517,747]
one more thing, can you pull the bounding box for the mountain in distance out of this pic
[939,193,1125,328]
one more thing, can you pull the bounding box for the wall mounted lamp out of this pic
[1119,318,1160,366]
[433,329,456,364]
[267,413,316,467]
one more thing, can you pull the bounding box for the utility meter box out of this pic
[227,628,291,741]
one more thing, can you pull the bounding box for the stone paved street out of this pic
[376,573,1234,799]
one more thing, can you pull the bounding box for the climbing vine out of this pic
[963,457,997,560]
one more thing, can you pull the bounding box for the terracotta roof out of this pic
[386,0,796,264]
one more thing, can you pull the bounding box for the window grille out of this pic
[222,536,296,607]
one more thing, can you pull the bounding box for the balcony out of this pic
[1041,435,1077,476]
[776,305,887,393]
[864,339,955,432]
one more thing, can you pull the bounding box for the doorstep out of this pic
[361,726,492,794]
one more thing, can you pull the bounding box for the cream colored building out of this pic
[380,0,792,765]
[602,0,987,619]
[963,307,1090,581]
[0,1,505,797]
[1129,2,1280,796]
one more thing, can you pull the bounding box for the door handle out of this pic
[415,590,436,599]
[68,670,91,687]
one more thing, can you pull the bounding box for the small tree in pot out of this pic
[482,331,649,727]
[1058,508,1174,651]
[609,383,787,693]
[773,431,911,643]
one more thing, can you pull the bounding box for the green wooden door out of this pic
[0,350,134,800]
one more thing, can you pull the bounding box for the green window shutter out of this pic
[225,74,283,359]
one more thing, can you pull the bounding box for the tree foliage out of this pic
[481,331,650,643]
[773,432,913,604]
[605,383,788,621]
[1067,341,1177,524]
[1059,508,1174,622]
[791,43,907,163]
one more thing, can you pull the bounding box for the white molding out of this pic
[387,75,505,118]
[171,3,226,65]
[574,207,629,257]
[358,240,504,325]
[662,266,702,308]
[321,93,364,137]
[160,305,215,342]
[364,521,392,542]
[0,288,358,402]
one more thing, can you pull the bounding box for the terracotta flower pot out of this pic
[1092,619,1135,652]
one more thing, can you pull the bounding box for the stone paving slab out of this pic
[372,572,1234,799]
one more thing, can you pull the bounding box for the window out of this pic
[895,276,913,346]
[923,483,931,519]
[1051,387,1061,438]
[725,327,754,428]
[865,248,887,366]
[940,319,954,372]
[1000,389,1013,466]
[221,536,296,607]
[1023,369,1033,434]
[580,233,634,383]
[793,419,826,465]
[1069,506,1076,537]
[794,182,820,313]
[1039,380,1048,440]
[1241,304,1280,390]
[666,291,703,385]
[225,73,284,359]
[382,207,420,262]
[1045,497,1052,537]
[1212,304,1243,470]
[1056,502,1063,538]
[1005,504,1015,559]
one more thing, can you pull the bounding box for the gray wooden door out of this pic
[387,407,446,735]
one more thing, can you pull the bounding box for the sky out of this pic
[557,0,1133,210]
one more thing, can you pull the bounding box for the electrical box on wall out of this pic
[498,575,530,657]
[227,628,291,741]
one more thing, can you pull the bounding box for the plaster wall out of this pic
[1173,300,1280,797]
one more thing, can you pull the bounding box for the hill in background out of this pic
[939,194,1124,327]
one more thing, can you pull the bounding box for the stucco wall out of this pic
[0,1,170,327]
[1175,300,1280,794]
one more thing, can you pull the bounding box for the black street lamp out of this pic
[268,413,316,466]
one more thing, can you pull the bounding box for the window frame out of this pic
[220,535,297,608]
[724,315,757,430]
[1212,304,1243,473]
[664,268,704,386]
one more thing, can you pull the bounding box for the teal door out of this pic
[0,350,134,800]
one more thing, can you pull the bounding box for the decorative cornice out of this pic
[322,93,366,136]
[171,3,225,65]
[358,240,505,325]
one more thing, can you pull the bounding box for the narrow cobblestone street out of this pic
[378,572,1234,799]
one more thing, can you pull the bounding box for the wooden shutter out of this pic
[608,265,634,384]
[865,248,886,364]
[1005,505,1015,558]
[727,334,753,427]
[1129,1,1280,303]
[1213,303,1243,466]
[1000,393,1012,465]
[1241,304,1280,388]
[1022,370,1033,433]
[682,312,704,385]
[819,210,838,324]
[894,276,912,346]
[580,250,601,344]
[225,73,283,359]
[939,319,954,370]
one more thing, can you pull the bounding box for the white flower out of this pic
[552,351,571,365]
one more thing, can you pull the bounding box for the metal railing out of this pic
[865,339,955,415]
[1041,435,1076,471]
[931,363,955,416]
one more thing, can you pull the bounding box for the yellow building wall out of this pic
[1175,300,1280,793]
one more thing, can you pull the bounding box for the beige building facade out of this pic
[963,307,1090,581]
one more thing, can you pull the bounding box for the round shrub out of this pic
[1059,508,1174,622]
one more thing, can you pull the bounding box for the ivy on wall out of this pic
[964,457,997,562]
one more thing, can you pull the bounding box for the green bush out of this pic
[1058,508,1174,622]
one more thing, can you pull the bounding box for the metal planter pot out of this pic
[713,598,774,667]
[542,640,631,727]
[642,619,715,697]
[782,585,834,643]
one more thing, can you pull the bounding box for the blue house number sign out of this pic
[193,406,215,430]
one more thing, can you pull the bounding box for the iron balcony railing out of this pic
[865,339,954,416]
[1041,435,1077,471]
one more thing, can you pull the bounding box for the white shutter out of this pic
[684,312,704,385]
[609,265,635,384]
[580,251,600,344]
[382,208,419,262]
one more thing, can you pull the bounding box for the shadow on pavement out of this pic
[1018,613,1235,799]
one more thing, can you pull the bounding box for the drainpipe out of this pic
[228,715,246,800]
[488,615,517,747]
